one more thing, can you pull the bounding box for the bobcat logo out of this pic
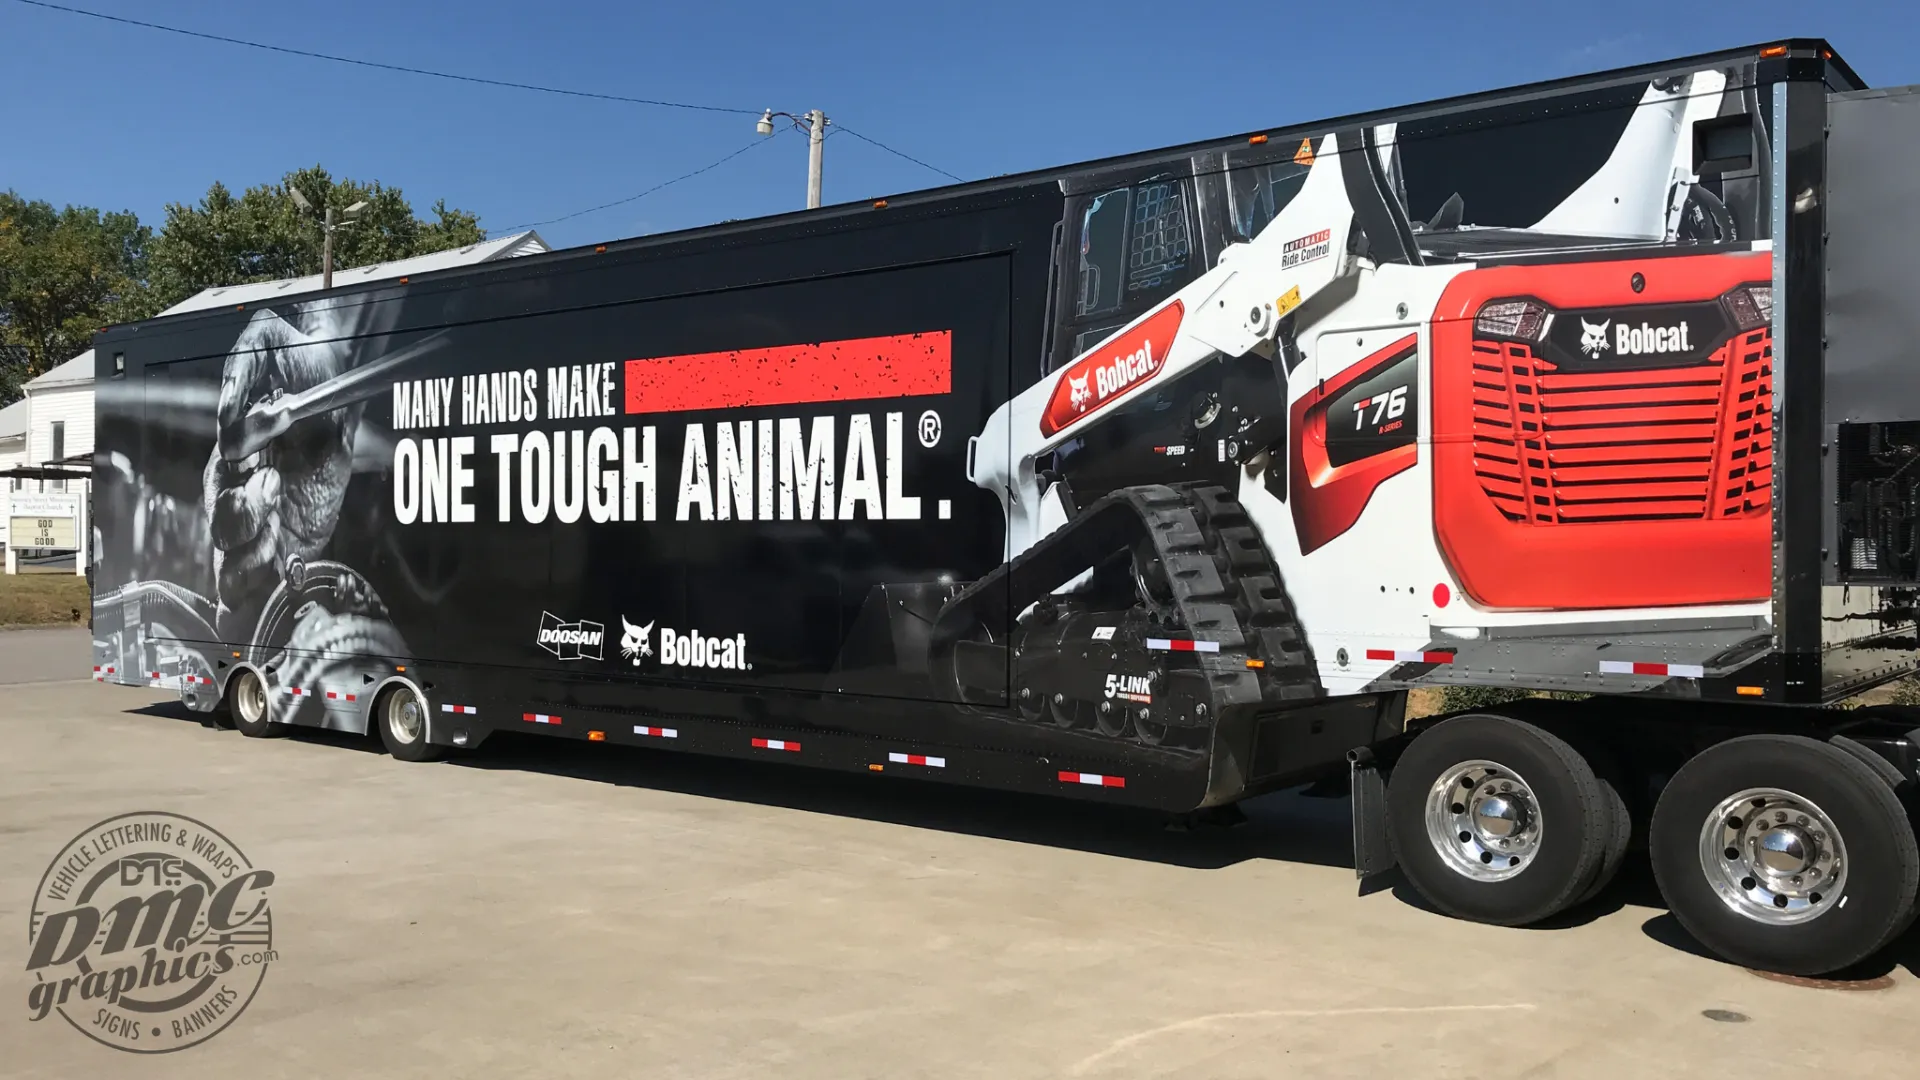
[1068,372,1092,410]
[620,616,655,666]
[1579,317,1611,358]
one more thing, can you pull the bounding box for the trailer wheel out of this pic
[1388,714,1614,926]
[1649,735,1919,976]
[1537,727,1634,908]
[376,684,446,763]
[228,669,283,739]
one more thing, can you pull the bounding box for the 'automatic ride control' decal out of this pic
[1041,302,1184,437]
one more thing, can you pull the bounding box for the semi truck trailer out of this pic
[91,40,1920,977]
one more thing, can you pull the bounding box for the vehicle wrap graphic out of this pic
[92,57,1787,811]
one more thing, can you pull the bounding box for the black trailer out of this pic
[94,40,1920,976]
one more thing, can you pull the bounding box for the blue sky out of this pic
[3,1,1912,252]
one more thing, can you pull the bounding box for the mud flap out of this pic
[1349,746,1396,879]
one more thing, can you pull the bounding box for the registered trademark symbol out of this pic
[917,410,942,448]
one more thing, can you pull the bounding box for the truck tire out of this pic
[1388,714,1615,926]
[228,669,284,739]
[376,684,446,762]
[1649,734,1920,976]
[1534,723,1633,908]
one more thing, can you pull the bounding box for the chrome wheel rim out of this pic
[386,689,424,745]
[235,671,267,725]
[1425,759,1543,881]
[1697,787,1846,926]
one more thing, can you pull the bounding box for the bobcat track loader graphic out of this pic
[931,70,1775,747]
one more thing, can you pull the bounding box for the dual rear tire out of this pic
[1389,715,1918,975]
[224,669,444,762]
[1388,714,1627,926]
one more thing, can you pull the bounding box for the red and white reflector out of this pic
[1059,771,1126,788]
[752,738,801,752]
[324,690,357,702]
[186,675,213,686]
[1145,638,1221,654]
[440,704,479,715]
[887,752,946,768]
[1599,660,1705,678]
[523,712,562,725]
[1365,649,1455,664]
[286,686,310,697]
[633,725,678,739]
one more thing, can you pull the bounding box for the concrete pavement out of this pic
[2,627,1915,1078]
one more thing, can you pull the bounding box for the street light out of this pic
[758,109,829,209]
[290,187,369,290]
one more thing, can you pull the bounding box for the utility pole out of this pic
[322,205,338,291]
[805,109,826,209]
[290,187,367,289]
[758,109,831,209]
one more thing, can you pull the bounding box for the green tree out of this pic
[0,191,156,393]
[148,166,486,310]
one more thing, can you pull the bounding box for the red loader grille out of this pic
[1469,328,1772,524]
[1429,252,1775,611]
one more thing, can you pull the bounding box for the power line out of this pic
[9,0,757,115]
[494,134,781,233]
[12,0,968,189]
[833,124,965,182]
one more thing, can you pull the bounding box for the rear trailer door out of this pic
[1820,84,1920,693]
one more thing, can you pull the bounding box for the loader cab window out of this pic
[1225,157,1310,243]
[1055,172,1197,371]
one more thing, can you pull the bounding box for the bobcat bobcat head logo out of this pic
[620,616,655,665]
[1579,317,1611,358]
[1067,373,1092,410]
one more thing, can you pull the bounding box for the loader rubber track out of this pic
[931,482,1321,722]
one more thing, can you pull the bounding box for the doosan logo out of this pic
[537,612,605,661]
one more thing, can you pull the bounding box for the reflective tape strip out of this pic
[440,704,479,714]
[523,712,562,725]
[149,671,162,679]
[287,687,309,697]
[1599,660,1704,678]
[1144,639,1221,653]
[187,676,213,686]
[633,726,678,738]
[888,752,946,768]
[1059,771,1126,788]
[752,738,801,752]
[1365,649,1454,664]
[324,690,357,702]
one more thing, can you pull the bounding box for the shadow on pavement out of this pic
[1641,907,1920,982]
[453,729,1360,873]
[115,698,1920,977]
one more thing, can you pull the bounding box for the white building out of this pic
[0,230,548,566]
[0,398,27,550]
